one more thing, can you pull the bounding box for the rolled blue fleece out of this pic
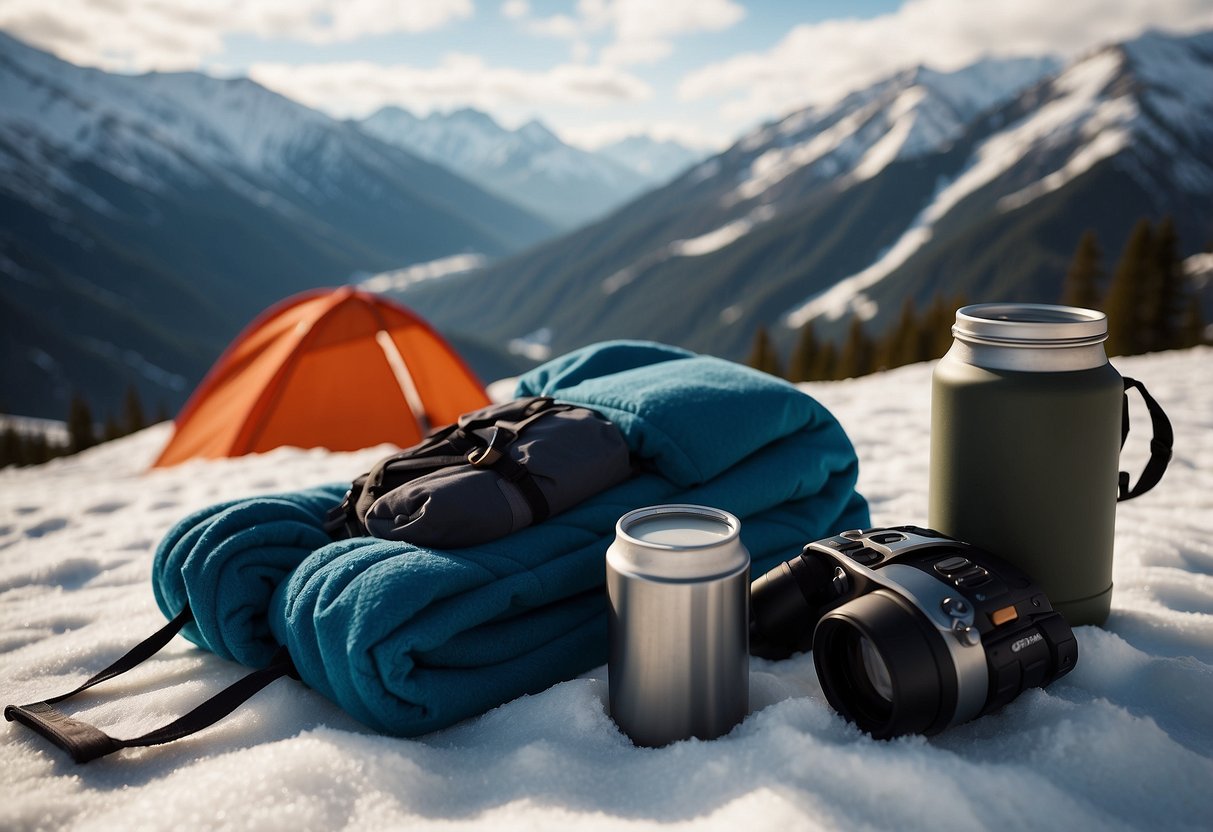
[152,340,869,736]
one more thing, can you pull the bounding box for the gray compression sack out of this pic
[362,398,633,548]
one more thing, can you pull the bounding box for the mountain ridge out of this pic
[358,105,699,229]
[398,32,1213,365]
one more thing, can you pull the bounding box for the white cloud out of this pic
[248,54,654,119]
[556,119,726,151]
[526,14,583,40]
[500,0,530,20]
[600,39,672,66]
[598,0,745,41]
[525,0,744,66]
[679,0,1213,123]
[0,0,473,71]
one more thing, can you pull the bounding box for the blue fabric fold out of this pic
[152,340,869,737]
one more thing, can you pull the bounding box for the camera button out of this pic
[990,605,1019,626]
[940,596,970,617]
[869,532,906,545]
[952,622,981,646]
[934,556,971,576]
[849,546,882,565]
[951,565,988,584]
[841,529,865,540]
[820,536,863,553]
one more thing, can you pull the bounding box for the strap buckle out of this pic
[466,425,517,467]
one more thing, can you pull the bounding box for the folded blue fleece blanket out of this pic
[152,341,868,736]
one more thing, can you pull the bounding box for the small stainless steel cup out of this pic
[606,504,750,747]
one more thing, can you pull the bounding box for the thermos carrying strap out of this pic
[3,605,297,764]
[1118,376,1173,502]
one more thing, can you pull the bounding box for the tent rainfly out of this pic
[152,286,490,467]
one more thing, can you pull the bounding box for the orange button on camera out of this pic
[990,605,1019,626]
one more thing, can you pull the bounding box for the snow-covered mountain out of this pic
[596,135,707,182]
[0,31,554,420]
[725,55,1062,206]
[785,32,1213,327]
[401,32,1213,363]
[359,107,652,228]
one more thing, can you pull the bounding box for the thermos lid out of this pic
[953,304,1107,347]
[609,504,748,581]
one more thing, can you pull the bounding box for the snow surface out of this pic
[2,347,1212,831]
[359,254,487,293]
[668,206,776,258]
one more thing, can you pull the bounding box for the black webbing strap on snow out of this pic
[1117,376,1174,502]
[4,605,296,764]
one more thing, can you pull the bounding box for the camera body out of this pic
[750,525,1078,738]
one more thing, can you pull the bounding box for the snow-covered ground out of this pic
[2,347,1211,831]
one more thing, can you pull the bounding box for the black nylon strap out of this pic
[1118,376,1173,502]
[491,455,551,524]
[4,606,297,764]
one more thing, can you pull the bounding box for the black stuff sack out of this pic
[324,396,633,547]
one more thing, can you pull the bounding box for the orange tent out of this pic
[152,286,490,467]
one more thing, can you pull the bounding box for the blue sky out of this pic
[2,0,1210,149]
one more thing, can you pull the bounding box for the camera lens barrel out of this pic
[750,552,838,659]
[815,591,959,738]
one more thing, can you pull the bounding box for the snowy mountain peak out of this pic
[726,54,1063,208]
[779,28,1213,329]
[909,56,1063,119]
[359,106,649,228]
[517,119,560,148]
[443,107,504,132]
[0,33,376,190]
[371,105,420,126]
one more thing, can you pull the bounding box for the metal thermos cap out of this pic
[609,504,746,581]
[953,304,1107,347]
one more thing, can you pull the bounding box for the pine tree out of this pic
[1061,230,1103,310]
[920,294,955,361]
[1143,216,1185,352]
[67,394,97,455]
[28,433,53,465]
[810,339,837,382]
[746,325,784,378]
[1,425,21,468]
[103,413,123,443]
[1179,295,1208,348]
[1105,219,1154,357]
[836,316,874,379]
[878,297,919,371]
[788,321,819,383]
[123,385,146,434]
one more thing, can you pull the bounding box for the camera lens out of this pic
[813,591,958,738]
[859,637,894,701]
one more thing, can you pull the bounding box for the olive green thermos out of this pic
[929,304,1127,626]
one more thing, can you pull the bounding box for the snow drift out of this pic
[1,348,1211,831]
